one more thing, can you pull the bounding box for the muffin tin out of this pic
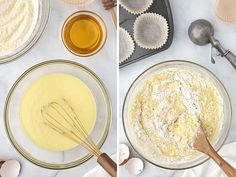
[119,0,174,68]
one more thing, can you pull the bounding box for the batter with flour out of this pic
[0,0,38,56]
[130,68,223,162]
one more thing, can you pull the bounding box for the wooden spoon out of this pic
[193,127,236,177]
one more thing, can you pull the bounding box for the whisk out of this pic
[41,99,117,177]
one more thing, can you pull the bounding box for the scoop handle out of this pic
[225,51,236,70]
[97,153,117,177]
[210,36,236,69]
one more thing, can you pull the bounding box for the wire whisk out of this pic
[41,99,117,177]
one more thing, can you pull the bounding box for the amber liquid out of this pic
[63,14,103,55]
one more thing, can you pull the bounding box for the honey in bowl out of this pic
[62,11,107,56]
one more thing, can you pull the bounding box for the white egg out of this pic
[125,157,144,175]
[119,144,130,165]
[0,160,21,177]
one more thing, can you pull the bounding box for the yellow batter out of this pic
[130,68,223,161]
[20,73,97,151]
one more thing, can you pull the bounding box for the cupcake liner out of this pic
[119,27,135,63]
[120,0,153,15]
[133,13,169,50]
[63,0,95,5]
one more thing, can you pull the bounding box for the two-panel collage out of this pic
[0,0,236,177]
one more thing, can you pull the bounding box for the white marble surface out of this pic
[119,0,236,176]
[0,0,117,177]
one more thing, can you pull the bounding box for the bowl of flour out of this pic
[123,60,232,169]
[0,0,50,63]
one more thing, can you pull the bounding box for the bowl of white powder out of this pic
[123,60,232,169]
[0,0,50,63]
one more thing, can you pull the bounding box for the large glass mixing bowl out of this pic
[123,60,232,170]
[4,60,112,169]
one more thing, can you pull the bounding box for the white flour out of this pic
[130,68,223,162]
[0,0,38,56]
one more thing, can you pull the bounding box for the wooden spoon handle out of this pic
[208,146,236,177]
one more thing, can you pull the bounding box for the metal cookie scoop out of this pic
[188,19,236,69]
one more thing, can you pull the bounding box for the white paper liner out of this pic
[63,0,94,5]
[133,13,169,50]
[119,27,135,63]
[120,0,153,15]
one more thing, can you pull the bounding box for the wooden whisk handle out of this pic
[102,0,117,10]
[97,153,117,177]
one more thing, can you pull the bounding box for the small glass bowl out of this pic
[63,0,95,5]
[0,0,50,64]
[123,60,232,170]
[4,60,112,169]
[61,11,107,57]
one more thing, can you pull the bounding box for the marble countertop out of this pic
[0,0,117,177]
[119,0,236,176]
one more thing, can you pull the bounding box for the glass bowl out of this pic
[123,60,232,170]
[61,11,107,57]
[0,0,50,64]
[4,60,112,169]
[63,0,95,5]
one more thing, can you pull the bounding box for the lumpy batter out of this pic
[130,68,223,161]
[20,73,97,151]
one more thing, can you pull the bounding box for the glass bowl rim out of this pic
[61,10,108,57]
[122,60,232,170]
[0,0,50,64]
[4,59,112,169]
